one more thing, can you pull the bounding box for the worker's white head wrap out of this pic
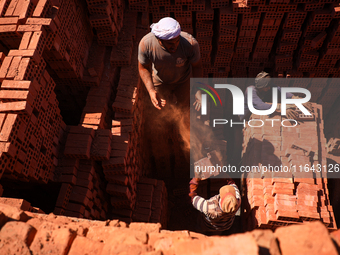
[150,17,181,40]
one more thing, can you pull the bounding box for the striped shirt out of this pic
[192,184,241,231]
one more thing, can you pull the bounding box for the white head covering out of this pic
[150,17,181,40]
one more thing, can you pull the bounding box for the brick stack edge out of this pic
[242,103,337,231]
[0,0,64,184]
[1,202,340,254]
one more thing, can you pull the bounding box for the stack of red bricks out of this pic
[81,55,111,129]
[242,103,337,230]
[87,0,125,46]
[209,7,233,77]
[41,0,93,83]
[0,5,65,186]
[139,0,340,93]
[0,0,39,50]
[236,8,261,77]
[111,24,140,119]
[195,3,214,76]
[129,0,148,13]
[53,127,110,220]
[174,1,194,36]
[110,11,137,67]
[132,177,168,228]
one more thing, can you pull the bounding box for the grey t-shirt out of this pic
[138,31,201,86]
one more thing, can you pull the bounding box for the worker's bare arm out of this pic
[138,62,165,110]
[191,58,203,78]
[138,61,154,92]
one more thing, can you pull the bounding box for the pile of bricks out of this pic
[2,201,340,255]
[110,12,137,67]
[52,126,110,220]
[0,6,65,185]
[242,103,337,230]
[132,0,340,117]
[87,0,125,46]
[132,177,168,227]
[42,0,93,82]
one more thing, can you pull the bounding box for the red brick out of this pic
[76,179,93,190]
[0,114,17,142]
[69,126,95,137]
[26,17,57,32]
[14,57,31,80]
[0,24,17,33]
[296,188,318,196]
[6,56,22,78]
[55,183,72,208]
[0,211,8,228]
[0,142,17,157]
[0,101,33,115]
[28,31,42,50]
[13,0,30,20]
[272,188,294,196]
[0,113,5,129]
[0,203,28,221]
[30,225,77,255]
[55,166,77,175]
[0,90,35,105]
[297,204,318,213]
[276,209,299,220]
[0,17,19,25]
[66,202,85,215]
[69,236,104,255]
[19,32,32,50]
[275,221,337,254]
[0,56,13,80]
[0,237,31,255]
[4,0,19,16]
[1,80,36,91]
[0,221,36,246]
[298,210,320,219]
[55,174,77,185]
[0,0,9,16]
[102,157,125,169]
[275,194,296,201]
[69,192,90,207]
[296,199,317,207]
[71,186,92,200]
[8,50,40,64]
[0,197,31,211]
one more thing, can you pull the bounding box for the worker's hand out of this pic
[193,90,202,111]
[149,89,166,110]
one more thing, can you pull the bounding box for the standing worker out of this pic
[138,17,202,111]
[138,17,202,179]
